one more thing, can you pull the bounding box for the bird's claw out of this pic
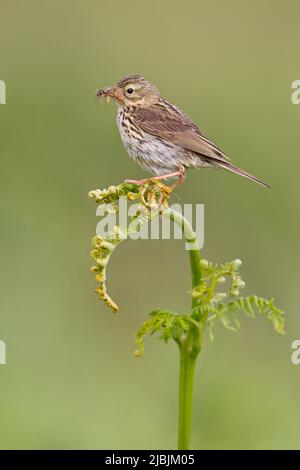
[125,178,148,185]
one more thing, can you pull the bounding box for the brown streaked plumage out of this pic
[96,75,269,189]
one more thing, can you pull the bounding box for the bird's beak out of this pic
[96,86,124,104]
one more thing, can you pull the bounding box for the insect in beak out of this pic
[96,87,124,104]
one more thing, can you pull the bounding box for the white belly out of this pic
[116,110,182,176]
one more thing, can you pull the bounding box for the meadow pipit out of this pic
[96,75,268,189]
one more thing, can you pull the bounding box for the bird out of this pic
[96,74,269,189]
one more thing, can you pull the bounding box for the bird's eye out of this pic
[126,87,134,95]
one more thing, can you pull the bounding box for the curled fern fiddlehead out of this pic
[89,180,171,312]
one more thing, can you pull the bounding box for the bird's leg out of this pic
[169,167,186,190]
[126,168,185,209]
[125,167,185,186]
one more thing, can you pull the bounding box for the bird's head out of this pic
[96,75,160,107]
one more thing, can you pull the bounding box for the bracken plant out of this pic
[88,180,285,450]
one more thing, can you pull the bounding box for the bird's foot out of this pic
[125,169,185,210]
[125,167,186,188]
[125,178,150,185]
[169,169,186,190]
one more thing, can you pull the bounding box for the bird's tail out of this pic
[214,160,270,189]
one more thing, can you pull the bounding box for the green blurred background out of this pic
[0,0,299,450]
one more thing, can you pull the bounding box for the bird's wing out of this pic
[134,103,230,163]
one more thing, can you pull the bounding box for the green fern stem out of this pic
[177,340,197,450]
[166,208,202,304]
[165,208,202,450]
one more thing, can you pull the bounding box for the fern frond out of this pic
[220,295,285,335]
[135,310,200,357]
[191,258,285,338]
